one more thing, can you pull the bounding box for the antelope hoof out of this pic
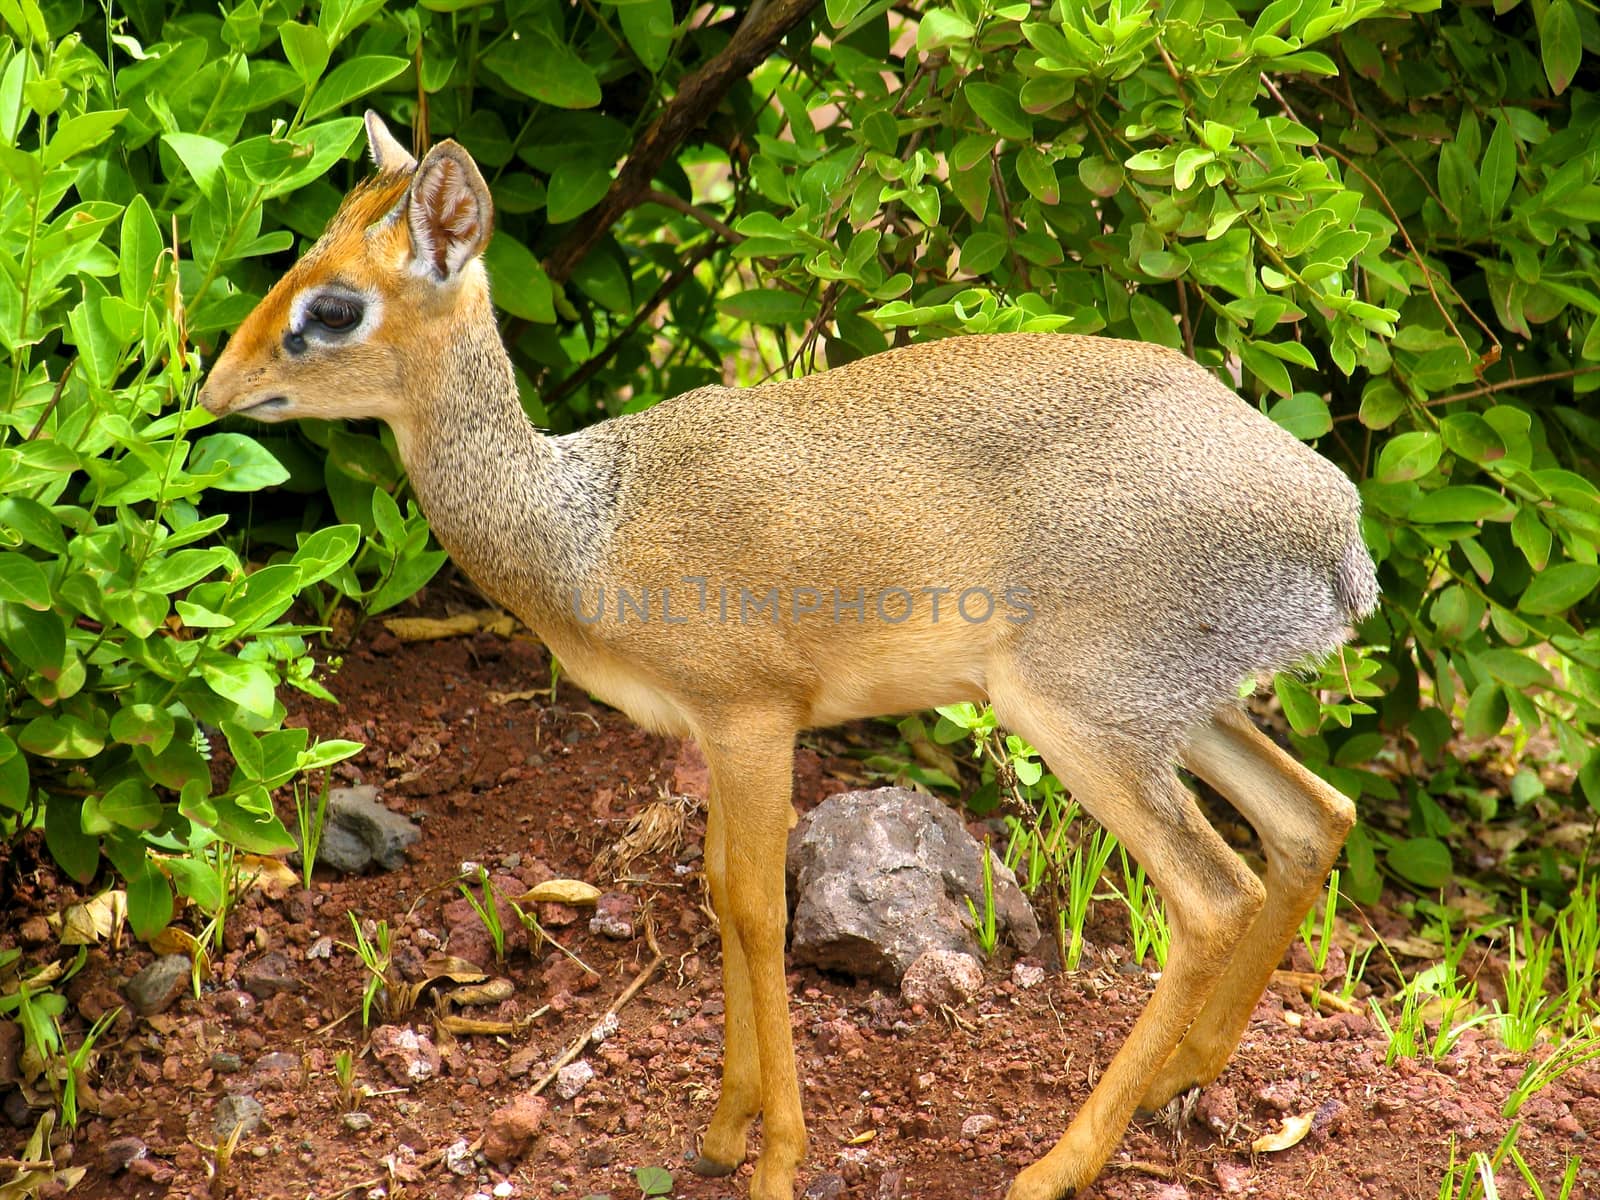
[689,1154,739,1178]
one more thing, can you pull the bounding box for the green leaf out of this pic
[142,547,233,593]
[633,1166,673,1197]
[299,739,364,771]
[110,704,176,754]
[209,791,297,854]
[1479,119,1516,221]
[1386,837,1452,889]
[917,7,973,49]
[717,289,811,326]
[162,132,228,196]
[1267,394,1332,440]
[293,525,362,586]
[483,234,557,323]
[1014,147,1059,205]
[280,20,331,86]
[619,0,673,73]
[18,714,105,759]
[305,55,408,121]
[119,192,164,305]
[1077,156,1123,198]
[45,110,126,166]
[1439,413,1505,465]
[200,654,280,718]
[1539,0,1581,95]
[1274,675,1321,736]
[1473,648,1553,690]
[1510,508,1552,571]
[1463,680,1509,738]
[1519,562,1600,615]
[0,550,51,610]
[166,854,225,912]
[0,497,68,555]
[483,35,601,109]
[45,796,99,884]
[125,859,174,940]
[222,720,266,782]
[964,82,1031,140]
[961,231,1008,275]
[1410,485,1515,524]
[0,733,28,810]
[1374,431,1442,483]
[0,603,65,674]
[190,433,290,491]
[546,158,612,223]
[87,779,162,832]
[104,588,169,638]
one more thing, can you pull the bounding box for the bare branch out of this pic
[543,0,821,284]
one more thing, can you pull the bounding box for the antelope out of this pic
[199,112,1377,1199]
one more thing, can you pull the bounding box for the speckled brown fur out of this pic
[199,115,1377,1200]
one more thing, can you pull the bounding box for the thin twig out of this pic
[531,915,666,1096]
[1420,365,1600,407]
[1320,142,1484,363]
[540,241,720,414]
[25,357,74,441]
[644,188,743,244]
[542,0,821,284]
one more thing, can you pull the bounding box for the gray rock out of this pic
[126,954,191,1017]
[1,1088,30,1128]
[1011,961,1047,990]
[240,951,300,999]
[370,1025,441,1085]
[960,1113,998,1140]
[306,786,421,874]
[103,1135,147,1171]
[900,949,984,1009]
[589,891,637,940]
[312,821,373,875]
[343,1111,374,1133]
[787,788,1041,982]
[554,1059,594,1099]
[213,1094,265,1141]
[803,1175,847,1199]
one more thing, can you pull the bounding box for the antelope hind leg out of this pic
[1139,705,1356,1110]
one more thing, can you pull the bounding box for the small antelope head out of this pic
[199,113,495,428]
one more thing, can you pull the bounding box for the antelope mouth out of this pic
[235,395,292,421]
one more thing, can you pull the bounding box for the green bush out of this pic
[0,0,373,935]
[4,0,1598,915]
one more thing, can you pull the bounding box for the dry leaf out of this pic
[1251,1112,1313,1153]
[148,926,203,961]
[55,890,127,946]
[518,879,601,906]
[487,689,548,706]
[418,955,488,984]
[846,1130,877,1145]
[237,854,297,896]
[383,610,515,642]
[436,1015,518,1036]
[445,978,515,1007]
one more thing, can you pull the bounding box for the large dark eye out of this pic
[307,295,363,331]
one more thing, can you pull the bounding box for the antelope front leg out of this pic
[696,717,806,1199]
[693,797,762,1175]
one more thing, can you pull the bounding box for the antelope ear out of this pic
[364,109,418,174]
[406,140,493,281]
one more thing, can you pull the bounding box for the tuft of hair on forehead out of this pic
[322,170,414,240]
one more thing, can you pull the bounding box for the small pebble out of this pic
[555,1060,595,1100]
[960,1113,998,1139]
